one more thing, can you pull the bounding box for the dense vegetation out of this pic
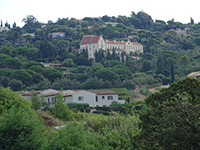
[0,77,200,149]
[1,12,200,91]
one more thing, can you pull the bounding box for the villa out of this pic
[80,35,143,59]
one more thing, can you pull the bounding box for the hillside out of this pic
[0,11,200,92]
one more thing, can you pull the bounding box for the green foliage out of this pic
[85,114,141,150]
[67,103,89,112]
[139,78,200,149]
[52,93,71,121]
[62,58,76,67]
[95,68,119,82]
[139,86,150,96]
[8,79,23,91]
[23,61,44,69]
[0,87,46,150]
[31,93,42,110]
[0,106,46,150]
[46,122,95,150]
[30,65,45,73]
[10,69,33,86]
[0,87,30,114]
[42,69,64,83]
[3,57,23,69]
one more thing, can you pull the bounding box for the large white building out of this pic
[80,35,143,59]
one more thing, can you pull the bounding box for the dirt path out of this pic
[132,88,146,101]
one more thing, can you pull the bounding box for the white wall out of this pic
[72,91,96,107]
[95,94,118,107]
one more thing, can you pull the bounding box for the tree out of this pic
[138,78,200,149]
[8,79,23,91]
[89,63,104,77]
[30,65,45,73]
[23,61,44,69]
[3,58,23,69]
[179,55,190,66]
[39,40,57,58]
[0,87,47,150]
[31,93,42,110]
[46,122,95,150]
[52,93,71,121]
[10,70,33,86]
[170,64,175,83]
[22,15,37,25]
[42,69,64,83]
[112,65,132,81]
[140,60,152,72]
[0,106,46,150]
[12,22,16,28]
[62,58,76,67]
[95,68,119,82]
[190,17,194,24]
[0,76,10,87]
[22,15,41,33]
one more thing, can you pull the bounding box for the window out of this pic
[102,96,105,99]
[78,96,84,101]
[108,96,113,100]
[48,98,50,104]
[96,96,98,102]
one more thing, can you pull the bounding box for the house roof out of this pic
[187,71,200,78]
[90,90,118,95]
[62,90,81,97]
[80,35,100,45]
[50,32,65,35]
[105,39,142,46]
[21,89,59,97]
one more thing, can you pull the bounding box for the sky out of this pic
[0,0,200,27]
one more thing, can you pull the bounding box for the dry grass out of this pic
[36,110,63,129]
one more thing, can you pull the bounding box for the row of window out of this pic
[78,96,114,102]
[47,97,56,104]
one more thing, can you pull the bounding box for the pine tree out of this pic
[170,64,175,83]
[5,22,8,27]
[13,22,16,28]
[190,17,194,25]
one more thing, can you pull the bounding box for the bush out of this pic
[85,107,91,113]
[139,86,150,96]
[93,110,110,115]
[46,122,95,150]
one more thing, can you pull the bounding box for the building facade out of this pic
[80,35,143,59]
[20,89,125,107]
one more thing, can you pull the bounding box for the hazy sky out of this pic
[0,0,200,27]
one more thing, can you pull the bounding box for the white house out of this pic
[20,89,125,107]
[50,32,65,38]
[80,35,143,59]
[63,90,125,107]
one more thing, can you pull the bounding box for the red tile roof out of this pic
[80,35,100,45]
[105,40,124,44]
[131,42,142,45]
[90,90,118,95]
